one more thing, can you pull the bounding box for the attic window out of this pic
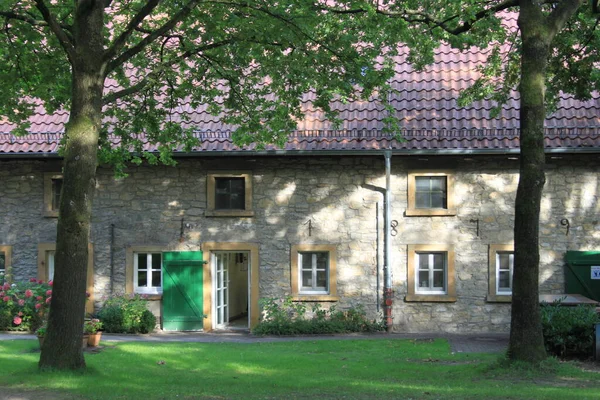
[406,171,456,216]
[43,173,63,217]
[206,172,254,217]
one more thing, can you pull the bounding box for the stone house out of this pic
[1,46,599,333]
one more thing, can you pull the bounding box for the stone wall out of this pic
[0,154,598,333]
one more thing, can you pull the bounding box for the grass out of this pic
[0,338,599,399]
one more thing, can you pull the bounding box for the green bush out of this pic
[252,297,385,335]
[99,293,156,334]
[540,301,599,358]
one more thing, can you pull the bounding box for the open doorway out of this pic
[212,251,250,330]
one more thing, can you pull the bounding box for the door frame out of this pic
[202,242,259,331]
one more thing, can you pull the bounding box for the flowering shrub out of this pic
[0,279,52,332]
[84,318,103,334]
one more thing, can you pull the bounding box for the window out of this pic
[407,172,456,216]
[206,172,254,217]
[37,243,95,313]
[43,173,63,217]
[134,253,163,295]
[0,245,12,284]
[406,244,456,302]
[291,244,338,301]
[488,244,514,302]
[126,246,164,299]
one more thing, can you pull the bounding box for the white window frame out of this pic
[133,252,163,295]
[298,251,330,295]
[415,252,447,295]
[496,252,514,295]
[48,250,55,281]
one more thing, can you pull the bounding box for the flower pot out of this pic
[82,334,89,349]
[87,332,102,347]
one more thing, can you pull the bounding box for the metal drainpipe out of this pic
[383,150,393,332]
[110,224,115,294]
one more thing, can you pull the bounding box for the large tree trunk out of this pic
[39,2,105,370]
[508,4,550,364]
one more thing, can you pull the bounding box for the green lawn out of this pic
[0,339,598,399]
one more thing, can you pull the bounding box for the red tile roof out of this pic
[1,45,599,155]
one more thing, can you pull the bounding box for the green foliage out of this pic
[540,302,600,358]
[98,293,156,334]
[252,296,384,335]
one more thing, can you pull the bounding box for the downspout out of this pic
[376,202,380,313]
[110,223,115,294]
[383,150,393,332]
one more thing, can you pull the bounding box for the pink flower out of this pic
[25,289,33,298]
[86,292,91,298]
[13,316,22,325]
[29,278,37,283]
[36,296,43,301]
[46,290,52,296]
[18,311,23,316]
[0,291,4,297]
[35,303,42,310]
[2,283,9,291]
[18,299,25,306]
[2,296,8,302]
[48,280,53,287]
[45,297,52,304]
[37,279,43,284]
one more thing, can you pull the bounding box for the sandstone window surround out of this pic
[405,244,456,302]
[290,244,339,302]
[487,244,514,303]
[206,171,254,217]
[125,246,165,300]
[43,172,63,218]
[37,243,95,313]
[406,171,456,216]
[0,245,12,283]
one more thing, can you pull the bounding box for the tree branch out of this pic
[105,0,202,75]
[33,0,75,62]
[546,0,585,38]
[103,39,234,105]
[103,0,161,63]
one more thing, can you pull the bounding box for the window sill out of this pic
[205,210,255,218]
[486,294,512,303]
[134,293,163,300]
[405,294,457,302]
[405,208,457,217]
[292,295,339,302]
[43,211,59,218]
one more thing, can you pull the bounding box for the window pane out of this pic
[138,271,147,287]
[498,253,512,271]
[415,177,430,190]
[316,270,327,288]
[429,177,446,191]
[418,271,429,288]
[498,271,511,290]
[52,179,62,211]
[430,192,446,208]
[152,271,161,287]
[415,192,430,208]
[433,271,445,288]
[0,253,4,273]
[151,253,161,270]
[418,253,429,269]
[302,271,312,287]
[215,177,245,210]
[301,253,313,270]
[138,253,147,270]
[316,252,328,268]
[433,253,445,270]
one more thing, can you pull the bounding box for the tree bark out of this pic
[508,12,548,362]
[39,1,105,370]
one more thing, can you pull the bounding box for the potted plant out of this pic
[84,318,103,347]
[35,325,47,348]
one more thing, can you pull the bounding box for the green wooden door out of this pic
[162,251,204,331]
